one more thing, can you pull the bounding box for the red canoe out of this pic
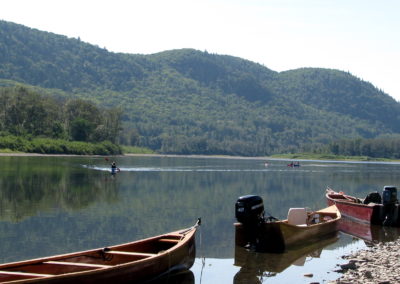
[326,188,376,224]
[326,188,400,226]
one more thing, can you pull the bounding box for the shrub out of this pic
[0,135,121,155]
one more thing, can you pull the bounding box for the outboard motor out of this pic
[235,195,284,252]
[235,195,265,249]
[382,186,397,205]
[382,186,398,226]
[235,195,264,224]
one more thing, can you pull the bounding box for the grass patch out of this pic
[0,148,23,153]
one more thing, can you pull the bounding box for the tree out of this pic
[70,118,94,141]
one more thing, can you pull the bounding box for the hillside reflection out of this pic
[0,156,119,222]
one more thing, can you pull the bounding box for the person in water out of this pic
[111,161,117,173]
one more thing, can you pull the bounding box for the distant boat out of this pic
[234,195,340,253]
[0,219,201,283]
[287,162,300,167]
[326,187,400,226]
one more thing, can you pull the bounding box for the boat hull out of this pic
[326,195,375,224]
[278,218,337,248]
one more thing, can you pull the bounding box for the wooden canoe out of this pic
[326,188,400,226]
[0,219,200,284]
[235,205,340,253]
[326,188,377,224]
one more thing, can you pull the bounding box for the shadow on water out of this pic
[145,270,194,284]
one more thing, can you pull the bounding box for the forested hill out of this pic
[1,20,400,156]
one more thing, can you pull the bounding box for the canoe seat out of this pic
[158,238,180,243]
[287,208,307,226]
[107,251,156,257]
[0,270,53,277]
[44,261,112,268]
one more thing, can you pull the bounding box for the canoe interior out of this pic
[0,234,184,283]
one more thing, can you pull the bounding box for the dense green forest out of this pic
[0,86,122,154]
[1,20,400,156]
[325,137,400,159]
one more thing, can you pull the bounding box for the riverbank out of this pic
[2,152,400,164]
[1,151,400,163]
[0,137,122,155]
[270,153,400,163]
[330,238,400,283]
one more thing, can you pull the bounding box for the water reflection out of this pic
[233,236,338,283]
[0,156,119,222]
[146,270,194,284]
[338,217,400,243]
[230,216,400,284]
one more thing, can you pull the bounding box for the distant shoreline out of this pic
[0,152,269,160]
[1,152,400,164]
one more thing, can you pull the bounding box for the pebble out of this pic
[329,238,400,283]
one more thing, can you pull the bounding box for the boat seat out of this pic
[106,250,156,257]
[287,208,308,226]
[158,238,180,243]
[44,261,112,268]
[0,270,53,277]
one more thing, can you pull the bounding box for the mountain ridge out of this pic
[1,20,399,155]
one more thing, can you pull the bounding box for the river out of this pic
[1,155,400,283]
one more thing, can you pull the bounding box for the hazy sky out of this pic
[1,0,399,101]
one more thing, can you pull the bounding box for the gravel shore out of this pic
[330,238,400,284]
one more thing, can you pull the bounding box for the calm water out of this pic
[1,155,400,283]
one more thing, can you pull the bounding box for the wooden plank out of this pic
[158,238,180,243]
[107,251,156,257]
[315,205,338,214]
[0,270,53,277]
[44,261,112,268]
